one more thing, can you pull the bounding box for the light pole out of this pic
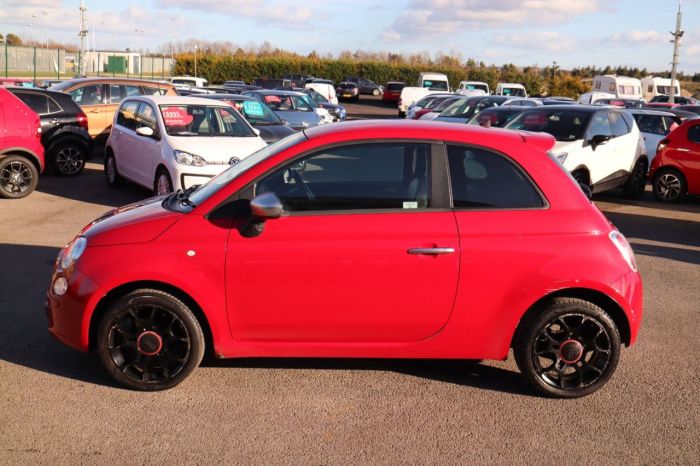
[194,43,197,78]
[135,29,144,75]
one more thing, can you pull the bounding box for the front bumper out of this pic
[46,264,104,352]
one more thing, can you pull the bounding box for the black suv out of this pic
[342,76,384,96]
[7,87,92,176]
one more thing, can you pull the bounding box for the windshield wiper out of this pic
[168,185,200,208]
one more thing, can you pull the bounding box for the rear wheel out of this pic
[0,155,39,199]
[652,168,686,202]
[154,167,173,196]
[623,159,647,199]
[96,289,205,391]
[49,140,88,176]
[513,298,621,398]
[372,88,380,96]
[104,150,124,187]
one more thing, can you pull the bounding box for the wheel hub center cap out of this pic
[559,339,584,364]
[137,331,163,356]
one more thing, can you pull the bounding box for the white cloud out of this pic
[606,30,669,47]
[381,0,604,40]
[156,0,317,25]
[492,31,575,53]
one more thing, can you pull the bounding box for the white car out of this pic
[304,83,338,105]
[506,105,648,197]
[105,96,267,195]
[627,109,680,165]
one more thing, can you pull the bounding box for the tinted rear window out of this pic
[386,83,405,91]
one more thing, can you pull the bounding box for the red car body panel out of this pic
[650,119,700,195]
[383,83,404,103]
[47,121,643,361]
[0,88,44,171]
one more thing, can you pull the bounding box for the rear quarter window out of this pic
[688,124,700,144]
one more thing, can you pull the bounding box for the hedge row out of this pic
[174,54,588,98]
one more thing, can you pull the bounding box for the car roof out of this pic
[519,104,605,113]
[50,77,174,90]
[626,108,676,116]
[247,89,305,96]
[197,94,256,101]
[126,95,231,106]
[5,86,71,98]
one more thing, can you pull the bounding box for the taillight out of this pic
[77,112,89,131]
[609,230,637,272]
[35,118,42,138]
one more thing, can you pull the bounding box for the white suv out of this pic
[105,96,267,195]
[506,105,648,197]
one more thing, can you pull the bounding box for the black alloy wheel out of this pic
[50,141,88,176]
[514,298,621,398]
[97,289,204,390]
[0,155,39,199]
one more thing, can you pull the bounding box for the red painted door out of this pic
[679,123,700,193]
[225,211,459,342]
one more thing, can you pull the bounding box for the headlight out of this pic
[61,236,87,270]
[556,152,568,163]
[174,150,207,167]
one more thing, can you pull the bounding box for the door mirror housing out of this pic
[240,192,284,237]
[589,134,611,150]
[136,126,155,138]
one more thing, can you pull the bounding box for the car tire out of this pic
[0,155,39,199]
[622,159,647,199]
[49,139,88,177]
[372,88,380,96]
[104,150,124,187]
[571,169,590,188]
[96,289,205,391]
[398,111,406,118]
[652,168,686,203]
[513,297,621,398]
[154,167,173,196]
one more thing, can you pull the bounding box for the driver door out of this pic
[225,142,460,343]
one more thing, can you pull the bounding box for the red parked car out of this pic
[382,81,405,104]
[0,87,44,198]
[46,121,643,397]
[650,118,700,202]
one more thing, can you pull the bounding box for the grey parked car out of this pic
[243,90,322,130]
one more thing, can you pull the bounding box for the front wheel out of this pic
[0,155,39,199]
[372,88,380,96]
[96,289,205,391]
[104,150,124,187]
[154,167,173,196]
[513,298,621,398]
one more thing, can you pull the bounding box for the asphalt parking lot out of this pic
[1,96,699,464]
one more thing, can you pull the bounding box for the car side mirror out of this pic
[589,134,611,150]
[136,126,155,138]
[281,119,290,126]
[240,192,284,238]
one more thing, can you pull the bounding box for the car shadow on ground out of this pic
[0,243,118,388]
[0,241,535,395]
[205,357,536,397]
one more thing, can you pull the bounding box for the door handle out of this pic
[407,247,455,255]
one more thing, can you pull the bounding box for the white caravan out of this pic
[457,81,490,95]
[592,75,643,100]
[641,77,681,101]
[495,83,528,98]
[578,91,615,104]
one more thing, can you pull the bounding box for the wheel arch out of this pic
[570,166,591,185]
[0,149,44,173]
[511,287,631,347]
[88,280,215,358]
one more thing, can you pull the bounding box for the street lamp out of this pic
[135,29,144,75]
[194,43,197,78]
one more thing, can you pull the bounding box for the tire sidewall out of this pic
[49,139,88,177]
[652,168,686,202]
[96,290,205,391]
[154,168,173,196]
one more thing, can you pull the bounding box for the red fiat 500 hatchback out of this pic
[649,118,700,202]
[47,121,643,397]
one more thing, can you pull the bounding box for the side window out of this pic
[447,146,544,209]
[47,97,62,113]
[116,101,139,130]
[688,125,700,144]
[68,84,103,105]
[609,112,630,137]
[14,92,49,114]
[587,112,613,138]
[256,143,431,212]
[109,84,142,104]
[143,86,167,96]
[135,103,157,131]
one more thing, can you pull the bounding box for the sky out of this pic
[1,0,700,73]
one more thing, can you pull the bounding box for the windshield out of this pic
[468,108,522,128]
[439,98,475,118]
[263,94,314,112]
[422,79,448,91]
[506,109,592,142]
[232,99,282,125]
[307,89,328,103]
[650,95,668,103]
[501,87,526,97]
[160,105,256,137]
[188,131,307,206]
